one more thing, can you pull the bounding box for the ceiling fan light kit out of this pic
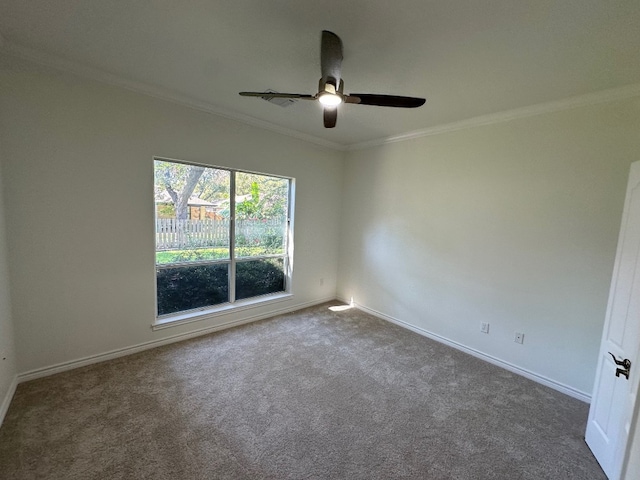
[318,85,343,106]
[240,30,425,128]
[318,93,342,106]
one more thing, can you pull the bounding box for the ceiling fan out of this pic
[239,30,426,128]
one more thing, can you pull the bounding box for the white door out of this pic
[586,161,640,479]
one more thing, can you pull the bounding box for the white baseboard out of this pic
[18,296,336,384]
[17,296,589,403]
[0,375,18,426]
[343,299,591,403]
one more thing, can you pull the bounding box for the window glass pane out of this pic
[155,161,231,263]
[156,263,229,315]
[235,172,288,258]
[154,158,293,318]
[235,258,285,300]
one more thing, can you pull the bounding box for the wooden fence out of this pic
[156,217,285,250]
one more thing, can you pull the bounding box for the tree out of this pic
[235,173,288,219]
[236,181,261,219]
[192,168,230,204]
[159,164,204,220]
[154,160,287,221]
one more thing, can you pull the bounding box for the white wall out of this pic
[0,154,17,422]
[2,45,640,480]
[0,53,344,374]
[338,98,640,397]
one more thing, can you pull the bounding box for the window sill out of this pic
[152,292,293,331]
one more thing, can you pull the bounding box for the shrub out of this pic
[156,263,229,315]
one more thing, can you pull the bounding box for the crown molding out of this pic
[347,82,640,151]
[3,39,639,153]
[0,40,347,152]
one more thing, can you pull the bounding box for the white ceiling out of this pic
[1,0,639,149]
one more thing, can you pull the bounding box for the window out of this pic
[154,158,293,321]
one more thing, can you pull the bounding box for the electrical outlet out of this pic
[514,332,524,344]
[319,278,324,286]
[480,322,490,334]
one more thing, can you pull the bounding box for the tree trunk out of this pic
[164,166,205,220]
[163,166,205,248]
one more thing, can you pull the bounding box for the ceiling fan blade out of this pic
[323,107,338,128]
[345,94,426,108]
[320,30,343,89]
[239,92,315,100]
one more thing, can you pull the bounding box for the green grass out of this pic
[156,246,284,264]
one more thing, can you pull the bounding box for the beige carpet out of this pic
[0,302,605,479]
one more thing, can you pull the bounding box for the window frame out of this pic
[152,157,295,329]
